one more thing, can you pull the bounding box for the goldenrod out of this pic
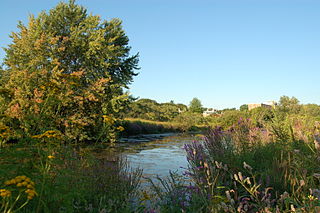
[0,189,11,198]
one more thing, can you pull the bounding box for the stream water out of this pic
[115,134,199,179]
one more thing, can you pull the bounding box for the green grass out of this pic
[0,139,143,213]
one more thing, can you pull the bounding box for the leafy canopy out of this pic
[0,0,139,142]
[189,98,203,113]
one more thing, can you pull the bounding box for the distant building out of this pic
[248,101,277,111]
[203,108,217,117]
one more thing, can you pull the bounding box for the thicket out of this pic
[142,106,320,212]
[125,99,187,122]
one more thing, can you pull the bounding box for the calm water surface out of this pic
[115,134,199,178]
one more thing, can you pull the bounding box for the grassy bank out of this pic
[0,137,143,213]
[2,116,320,212]
[121,118,206,136]
[141,117,320,212]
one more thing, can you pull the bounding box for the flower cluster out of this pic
[4,175,37,200]
[0,189,11,198]
[117,126,125,132]
[32,130,62,139]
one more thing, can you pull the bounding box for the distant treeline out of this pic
[124,98,188,121]
[124,96,320,133]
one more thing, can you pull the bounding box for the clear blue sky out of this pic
[1,0,319,109]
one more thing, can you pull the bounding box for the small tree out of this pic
[0,0,139,143]
[239,104,248,111]
[278,96,301,114]
[189,98,203,113]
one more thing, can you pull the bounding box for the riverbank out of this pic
[121,118,206,136]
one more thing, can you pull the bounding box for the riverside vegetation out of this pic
[1,1,320,212]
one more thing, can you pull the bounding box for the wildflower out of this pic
[0,189,11,198]
[3,176,37,200]
[4,180,11,185]
[238,172,243,181]
[32,130,62,139]
[25,189,37,200]
[234,174,239,181]
[21,181,28,186]
[245,177,252,185]
[48,155,55,159]
[117,126,125,132]
[308,195,317,201]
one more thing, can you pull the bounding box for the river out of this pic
[115,133,199,179]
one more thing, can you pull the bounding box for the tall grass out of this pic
[0,138,143,213]
[144,117,320,212]
[121,119,182,135]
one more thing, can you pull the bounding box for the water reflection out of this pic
[117,134,197,179]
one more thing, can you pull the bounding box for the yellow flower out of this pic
[32,130,62,139]
[3,176,36,199]
[117,126,125,132]
[0,189,11,198]
[15,177,22,183]
[308,195,318,201]
[48,155,55,159]
[25,189,37,200]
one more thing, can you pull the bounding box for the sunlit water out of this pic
[116,134,198,179]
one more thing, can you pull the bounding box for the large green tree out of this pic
[0,0,139,142]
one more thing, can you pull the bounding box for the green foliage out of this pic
[189,97,203,113]
[303,104,320,119]
[155,117,320,212]
[210,110,248,129]
[249,107,274,127]
[0,0,138,143]
[278,95,301,114]
[0,141,142,212]
[239,104,248,111]
[172,112,206,132]
[121,119,181,135]
[126,99,187,122]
